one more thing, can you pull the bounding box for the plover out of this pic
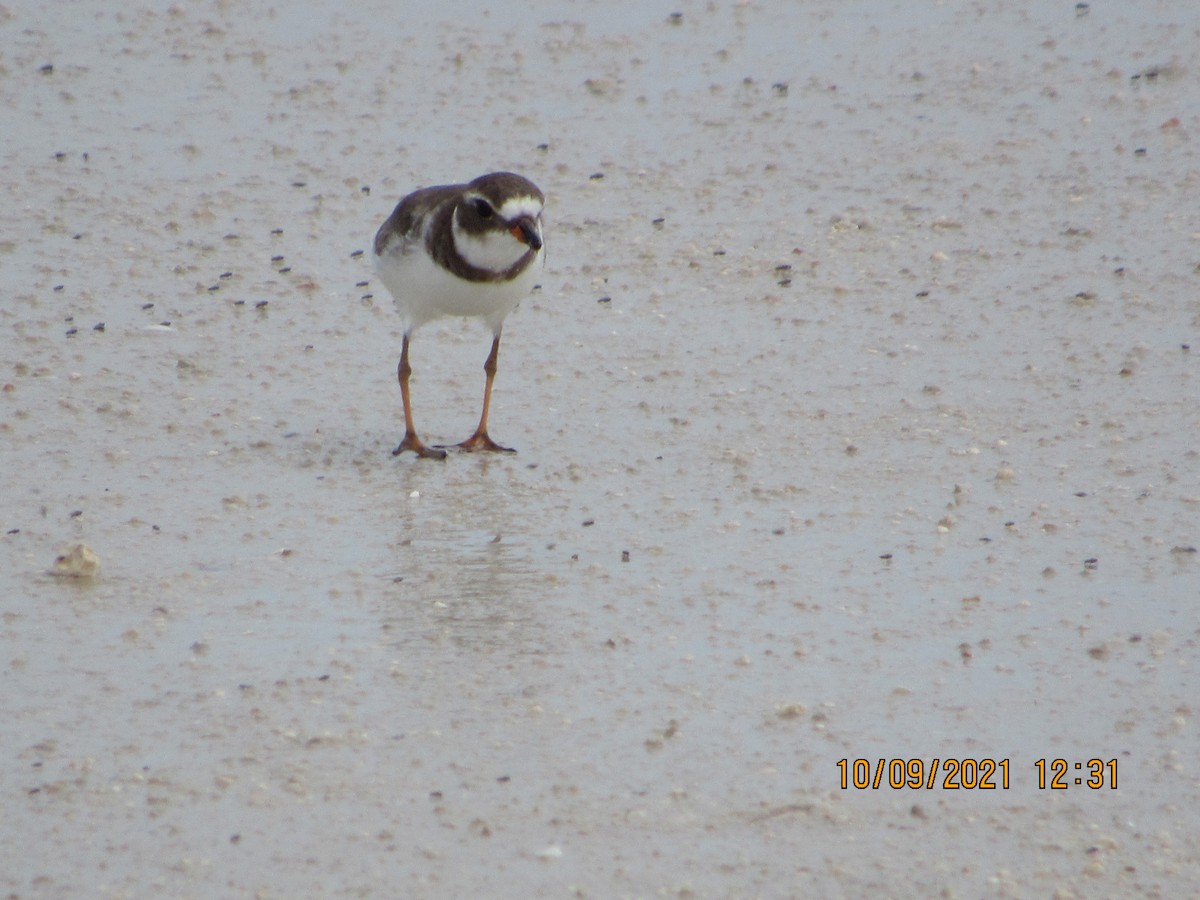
[373,171,545,459]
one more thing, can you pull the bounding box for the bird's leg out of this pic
[456,333,515,453]
[392,334,446,459]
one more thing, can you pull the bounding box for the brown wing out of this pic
[373,183,464,257]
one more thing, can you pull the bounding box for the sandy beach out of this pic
[3,1,1198,896]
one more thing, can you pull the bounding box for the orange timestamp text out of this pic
[837,758,1119,790]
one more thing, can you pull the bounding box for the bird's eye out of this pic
[472,198,493,219]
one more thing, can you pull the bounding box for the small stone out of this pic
[776,703,806,719]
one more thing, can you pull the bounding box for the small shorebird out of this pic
[373,171,545,459]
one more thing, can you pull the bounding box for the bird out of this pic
[372,171,545,460]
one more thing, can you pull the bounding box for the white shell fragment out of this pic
[50,543,100,579]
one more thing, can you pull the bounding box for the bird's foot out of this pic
[445,432,516,454]
[392,432,447,460]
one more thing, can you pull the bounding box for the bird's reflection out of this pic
[374,482,551,655]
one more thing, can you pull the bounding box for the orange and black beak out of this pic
[509,217,543,251]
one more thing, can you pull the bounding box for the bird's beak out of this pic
[510,217,543,251]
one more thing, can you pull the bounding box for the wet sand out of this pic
[3,1,1198,896]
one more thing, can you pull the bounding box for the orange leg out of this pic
[392,334,446,460]
[455,333,515,453]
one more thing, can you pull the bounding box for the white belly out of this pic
[374,243,541,335]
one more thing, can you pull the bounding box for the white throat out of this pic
[452,198,543,273]
[452,222,527,272]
